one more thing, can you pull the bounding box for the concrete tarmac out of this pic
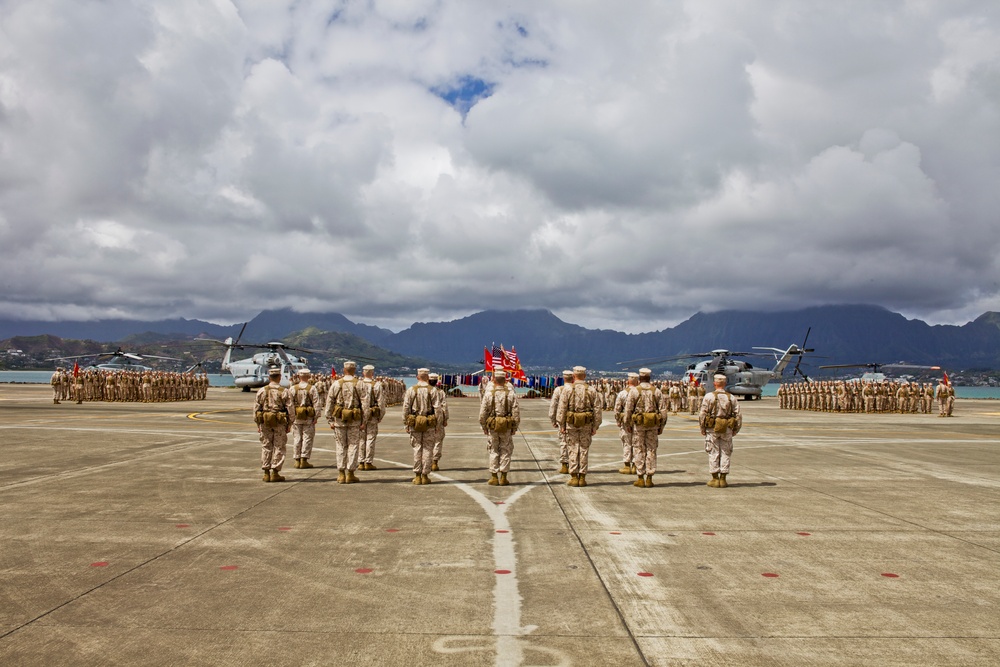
[1,384,998,666]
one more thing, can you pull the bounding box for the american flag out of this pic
[491,343,504,370]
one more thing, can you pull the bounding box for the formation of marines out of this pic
[778,379,956,416]
[256,363,740,488]
[50,368,209,404]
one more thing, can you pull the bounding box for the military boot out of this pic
[633,475,645,488]
[262,469,271,482]
[619,463,632,474]
[498,472,509,486]
[293,458,301,469]
[558,463,569,475]
[707,472,720,488]
[644,474,654,488]
[337,469,346,484]
[421,474,431,485]
[568,473,580,487]
[270,469,285,483]
[630,463,637,474]
[346,470,359,484]
[488,473,499,486]
[412,474,422,485]
[367,463,378,470]
[357,462,367,470]
[301,459,313,469]
[431,462,440,471]
[718,473,728,488]
[578,474,587,487]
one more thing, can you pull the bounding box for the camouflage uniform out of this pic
[624,374,669,485]
[255,376,294,481]
[359,368,386,470]
[556,368,603,486]
[548,373,574,472]
[289,375,321,467]
[402,371,438,483]
[325,367,369,483]
[479,372,521,485]
[700,383,742,487]
[429,375,449,470]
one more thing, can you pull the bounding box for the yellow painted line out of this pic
[187,408,251,425]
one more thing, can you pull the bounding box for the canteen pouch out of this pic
[413,414,437,432]
[295,406,315,420]
[490,416,512,433]
[263,411,286,428]
[254,411,264,425]
[569,411,592,428]
[340,407,362,423]
[713,417,731,435]
[641,412,659,428]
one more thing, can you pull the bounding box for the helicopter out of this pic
[818,362,941,383]
[620,330,815,400]
[48,348,181,372]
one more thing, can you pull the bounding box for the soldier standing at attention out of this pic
[289,368,320,469]
[548,370,574,474]
[358,365,385,470]
[700,374,742,488]
[935,378,955,417]
[403,368,438,485]
[557,366,603,487]
[614,373,639,475]
[50,368,64,404]
[428,373,449,471]
[624,368,669,488]
[255,367,294,482]
[480,369,521,486]
[325,361,369,484]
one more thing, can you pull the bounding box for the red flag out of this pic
[943,371,950,385]
[484,346,493,372]
[73,362,80,378]
[330,367,338,378]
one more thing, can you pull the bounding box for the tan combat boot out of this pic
[337,469,346,484]
[412,474,422,485]
[367,463,378,470]
[262,469,271,482]
[558,463,569,474]
[431,462,440,471]
[644,474,654,488]
[707,472,719,488]
[633,475,645,488]
[498,472,509,486]
[293,458,300,469]
[718,473,728,488]
[619,463,632,474]
[630,463,637,474]
[421,474,431,485]
[568,473,580,487]
[301,459,313,469]
[488,473,499,486]
[346,470,359,484]
[270,469,285,483]
[578,474,587,487]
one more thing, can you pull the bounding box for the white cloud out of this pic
[0,0,999,333]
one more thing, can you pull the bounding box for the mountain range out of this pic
[3,305,999,372]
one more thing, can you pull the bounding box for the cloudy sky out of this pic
[1,0,998,333]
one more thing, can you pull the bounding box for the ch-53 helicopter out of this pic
[195,323,374,390]
[818,361,941,383]
[49,348,180,372]
[620,330,815,400]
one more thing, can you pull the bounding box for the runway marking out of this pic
[377,455,565,667]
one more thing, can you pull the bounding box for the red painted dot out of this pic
[277,527,292,531]
[494,569,511,575]
[702,532,716,536]
[91,562,109,567]
[385,529,400,533]
[495,501,505,505]
[220,565,238,571]
[762,572,780,578]
[175,524,190,528]
[496,529,509,534]
[355,568,373,574]
[796,532,811,536]
[881,573,900,578]
[609,531,622,535]
[637,572,654,577]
